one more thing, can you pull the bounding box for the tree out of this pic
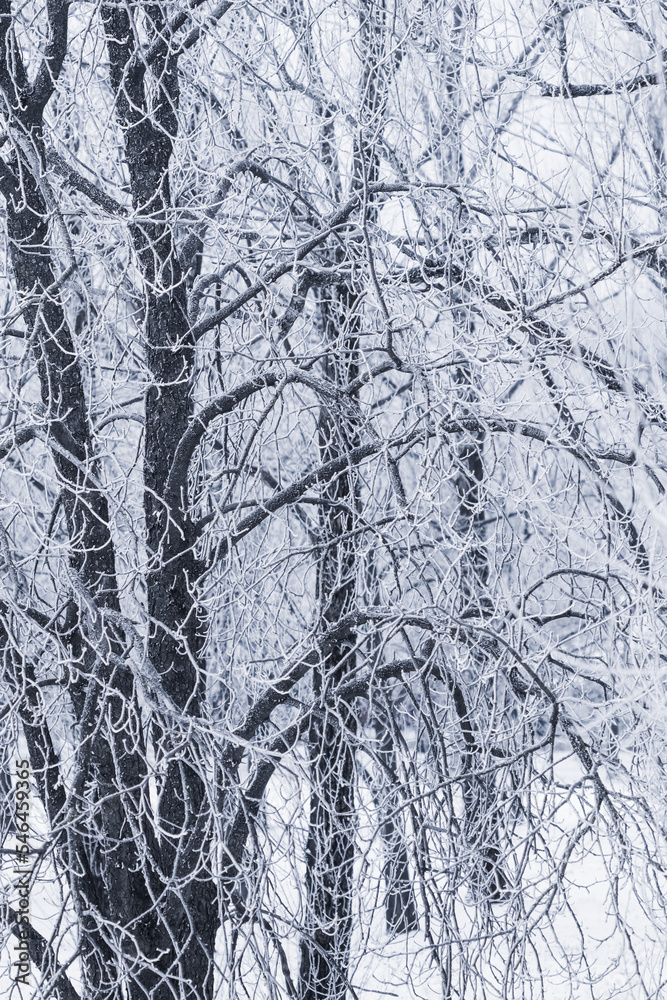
[1,0,667,998]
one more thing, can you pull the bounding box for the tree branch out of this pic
[537,72,657,99]
[189,181,462,339]
[46,150,128,218]
[207,435,417,566]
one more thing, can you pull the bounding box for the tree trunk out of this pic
[453,365,507,902]
[102,4,218,995]
[365,554,419,935]
[373,710,419,934]
[0,127,160,995]
[298,286,360,1000]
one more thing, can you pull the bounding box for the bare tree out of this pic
[1,1,667,999]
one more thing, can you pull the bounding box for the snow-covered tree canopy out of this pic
[1,1,667,997]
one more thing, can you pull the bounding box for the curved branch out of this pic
[189,181,460,339]
[441,415,658,484]
[442,415,659,574]
[165,372,285,501]
[167,365,367,501]
[0,424,39,462]
[401,255,667,426]
[133,0,232,74]
[225,608,434,765]
[208,435,416,565]
[46,150,128,218]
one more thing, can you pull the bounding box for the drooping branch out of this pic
[166,365,364,502]
[189,181,463,339]
[403,256,667,425]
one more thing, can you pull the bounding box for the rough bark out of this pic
[101,3,217,995]
[0,17,159,992]
[372,709,419,934]
[452,365,508,902]
[298,285,360,1000]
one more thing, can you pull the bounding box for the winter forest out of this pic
[1,0,667,997]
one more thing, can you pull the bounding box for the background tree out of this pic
[1,1,667,999]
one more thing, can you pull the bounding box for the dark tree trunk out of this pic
[365,554,419,935]
[0,103,160,992]
[436,0,507,904]
[0,1,218,994]
[373,711,419,934]
[298,0,410,988]
[453,366,507,903]
[101,4,218,996]
[298,287,360,1000]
